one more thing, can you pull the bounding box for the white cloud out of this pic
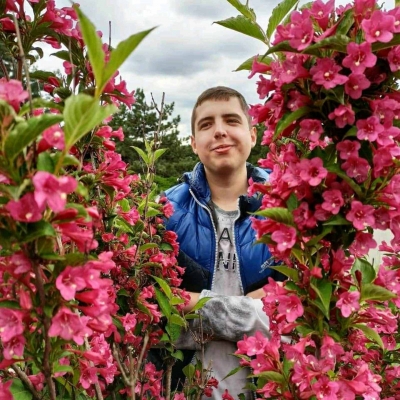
[37,0,280,138]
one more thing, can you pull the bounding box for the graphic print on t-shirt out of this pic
[214,208,238,272]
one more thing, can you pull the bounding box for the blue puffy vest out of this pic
[165,162,279,294]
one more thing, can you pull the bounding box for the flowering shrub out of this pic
[218,0,400,398]
[0,1,201,399]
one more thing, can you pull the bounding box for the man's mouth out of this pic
[212,144,233,152]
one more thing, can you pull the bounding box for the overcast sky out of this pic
[41,0,279,139]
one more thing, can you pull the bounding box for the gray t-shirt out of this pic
[199,204,251,400]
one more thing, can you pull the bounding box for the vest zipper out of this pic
[189,188,219,290]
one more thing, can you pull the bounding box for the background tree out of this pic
[110,88,197,190]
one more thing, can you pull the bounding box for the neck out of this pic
[205,165,248,211]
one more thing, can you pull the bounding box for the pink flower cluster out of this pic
[241,0,400,397]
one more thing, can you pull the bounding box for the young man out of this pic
[165,87,281,398]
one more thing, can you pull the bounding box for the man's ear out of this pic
[250,127,257,148]
[191,135,197,154]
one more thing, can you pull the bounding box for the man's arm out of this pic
[176,290,270,350]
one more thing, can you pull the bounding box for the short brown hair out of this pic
[191,86,252,135]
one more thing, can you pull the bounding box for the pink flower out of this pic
[0,380,13,400]
[344,73,370,99]
[10,252,32,275]
[38,124,65,152]
[328,104,355,128]
[341,156,370,183]
[279,55,309,84]
[33,172,77,212]
[248,56,270,79]
[356,116,384,142]
[310,0,334,30]
[346,200,375,230]
[0,78,29,111]
[298,119,323,142]
[271,224,297,252]
[288,10,314,51]
[277,295,304,322]
[310,58,348,89]
[336,291,360,317]
[256,75,275,99]
[0,309,24,342]
[361,10,395,43]
[312,376,340,400]
[387,45,400,71]
[321,189,344,215]
[299,157,327,186]
[56,266,87,300]
[48,307,92,345]
[321,335,344,360]
[336,140,361,159]
[349,232,377,257]
[5,192,44,222]
[2,335,25,359]
[342,42,377,73]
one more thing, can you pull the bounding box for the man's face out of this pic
[191,97,256,176]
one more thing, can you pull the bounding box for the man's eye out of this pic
[228,119,240,124]
[200,122,211,129]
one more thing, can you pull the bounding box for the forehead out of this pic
[194,97,245,124]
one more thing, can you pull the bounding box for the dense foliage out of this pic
[217,0,400,398]
[0,1,217,399]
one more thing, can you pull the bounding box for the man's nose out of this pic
[214,122,227,138]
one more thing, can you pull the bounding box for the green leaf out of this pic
[101,28,155,94]
[227,0,257,20]
[250,371,285,384]
[214,15,266,42]
[153,148,167,162]
[266,40,297,56]
[75,6,105,93]
[182,363,195,380]
[154,287,172,318]
[5,114,63,162]
[352,258,376,284]
[53,364,74,374]
[166,322,182,342]
[152,275,173,299]
[139,243,158,252]
[353,323,384,349]
[267,0,298,40]
[254,207,295,226]
[10,379,33,400]
[21,221,56,243]
[372,34,400,52]
[235,54,273,72]
[323,214,351,226]
[170,314,187,327]
[270,265,299,282]
[51,50,74,62]
[132,146,149,164]
[172,350,184,361]
[360,283,396,302]
[29,70,58,81]
[305,225,333,247]
[37,152,55,173]
[223,366,242,380]
[19,98,63,116]
[310,278,332,319]
[273,106,311,141]
[343,126,357,139]
[286,193,299,212]
[336,9,354,36]
[63,93,117,149]
[170,296,185,305]
[0,300,21,309]
[302,34,351,55]
[190,296,211,312]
